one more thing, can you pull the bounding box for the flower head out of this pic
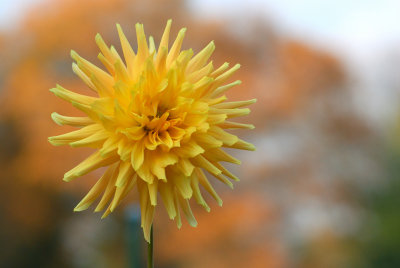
[49,20,255,241]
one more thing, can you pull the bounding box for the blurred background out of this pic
[0,0,399,267]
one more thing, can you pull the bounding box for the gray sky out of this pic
[0,0,43,30]
[187,0,400,125]
[188,0,400,60]
[2,0,400,58]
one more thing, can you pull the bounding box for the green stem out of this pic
[147,225,154,268]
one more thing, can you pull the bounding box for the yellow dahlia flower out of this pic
[49,20,255,241]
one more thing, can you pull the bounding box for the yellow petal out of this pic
[195,168,222,206]
[191,174,210,212]
[90,98,114,116]
[213,98,257,109]
[207,114,227,125]
[187,41,215,74]
[113,81,131,107]
[51,112,93,127]
[134,23,149,70]
[212,172,234,189]
[117,137,133,161]
[177,195,197,227]
[115,161,134,187]
[71,50,114,91]
[50,84,97,105]
[138,180,154,242]
[150,150,178,181]
[89,72,113,97]
[74,165,116,211]
[213,63,240,86]
[207,126,238,146]
[173,173,192,199]
[158,131,173,148]
[70,129,109,148]
[177,158,195,177]
[175,49,193,71]
[194,133,223,149]
[213,162,239,181]
[63,151,118,182]
[114,59,130,83]
[148,36,156,54]
[131,140,145,170]
[72,63,97,91]
[98,52,115,75]
[210,107,250,119]
[159,181,177,219]
[143,204,155,242]
[136,163,155,184]
[121,126,146,141]
[48,124,103,146]
[173,140,204,158]
[116,23,136,74]
[187,61,214,83]
[70,101,99,120]
[95,33,115,64]
[148,180,158,206]
[94,163,119,211]
[168,126,185,140]
[157,19,172,54]
[173,190,182,229]
[191,155,221,176]
[111,45,124,62]
[205,95,227,106]
[155,46,168,75]
[110,173,137,212]
[167,27,186,68]
[99,135,118,157]
[210,62,229,77]
[137,180,149,225]
[191,76,214,98]
[218,121,255,129]
[210,80,241,97]
[225,138,256,151]
[203,148,241,165]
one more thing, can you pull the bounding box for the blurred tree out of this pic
[355,138,400,268]
[0,0,380,267]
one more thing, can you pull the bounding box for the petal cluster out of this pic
[49,20,255,241]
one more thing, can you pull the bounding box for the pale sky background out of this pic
[187,0,400,125]
[188,0,400,59]
[1,0,399,58]
[0,0,43,30]
[1,0,400,125]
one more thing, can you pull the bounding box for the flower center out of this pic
[121,108,186,151]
